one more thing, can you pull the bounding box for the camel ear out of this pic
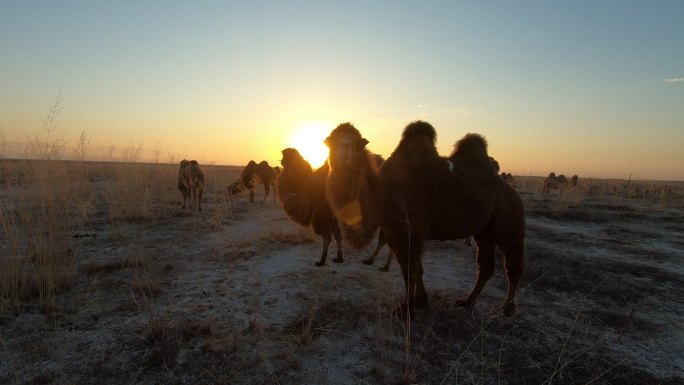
[324,136,332,148]
[357,138,369,149]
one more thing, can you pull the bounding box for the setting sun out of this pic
[286,122,332,168]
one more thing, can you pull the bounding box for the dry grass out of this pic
[0,162,681,384]
[0,159,240,310]
[0,161,83,312]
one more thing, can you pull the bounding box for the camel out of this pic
[324,121,525,317]
[543,172,569,195]
[228,160,277,203]
[501,172,515,187]
[570,174,579,189]
[276,148,345,266]
[178,159,204,211]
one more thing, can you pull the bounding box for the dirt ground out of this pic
[0,161,682,385]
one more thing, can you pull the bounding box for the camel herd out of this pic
[177,121,541,317]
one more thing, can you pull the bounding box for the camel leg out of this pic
[380,249,392,272]
[197,188,203,211]
[394,239,425,318]
[498,242,525,316]
[414,260,428,308]
[332,228,344,264]
[363,231,385,265]
[457,238,495,311]
[262,183,269,203]
[316,233,331,267]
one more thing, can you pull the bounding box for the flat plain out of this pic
[1,159,682,384]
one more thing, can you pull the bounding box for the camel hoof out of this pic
[315,261,325,267]
[501,302,516,317]
[378,266,389,272]
[362,259,374,265]
[333,257,344,264]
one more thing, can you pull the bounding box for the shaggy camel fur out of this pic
[228,160,277,203]
[324,121,525,317]
[276,148,344,266]
[489,157,500,173]
[178,159,204,211]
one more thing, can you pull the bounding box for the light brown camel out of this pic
[178,159,204,211]
[228,160,277,203]
[324,121,525,317]
[543,172,569,195]
[276,148,344,266]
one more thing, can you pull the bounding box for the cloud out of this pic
[665,77,684,83]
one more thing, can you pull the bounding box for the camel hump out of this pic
[402,120,437,145]
[451,133,489,159]
[331,122,361,136]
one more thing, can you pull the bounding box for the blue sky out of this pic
[1,1,683,180]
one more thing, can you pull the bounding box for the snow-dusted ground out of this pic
[1,163,682,384]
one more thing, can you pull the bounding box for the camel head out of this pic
[280,148,310,169]
[228,179,245,195]
[324,123,382,248]
[324,122,369,170]
[179,159,189,171]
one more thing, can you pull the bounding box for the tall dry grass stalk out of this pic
[23,92,68,160]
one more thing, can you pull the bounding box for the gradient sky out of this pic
[1,1,683,180]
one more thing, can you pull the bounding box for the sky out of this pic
[1,1,683,180]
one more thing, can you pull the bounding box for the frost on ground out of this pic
[0,161,682,385]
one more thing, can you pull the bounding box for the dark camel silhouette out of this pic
[324,121,525,317]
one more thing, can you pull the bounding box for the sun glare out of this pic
[287,122,331,168]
